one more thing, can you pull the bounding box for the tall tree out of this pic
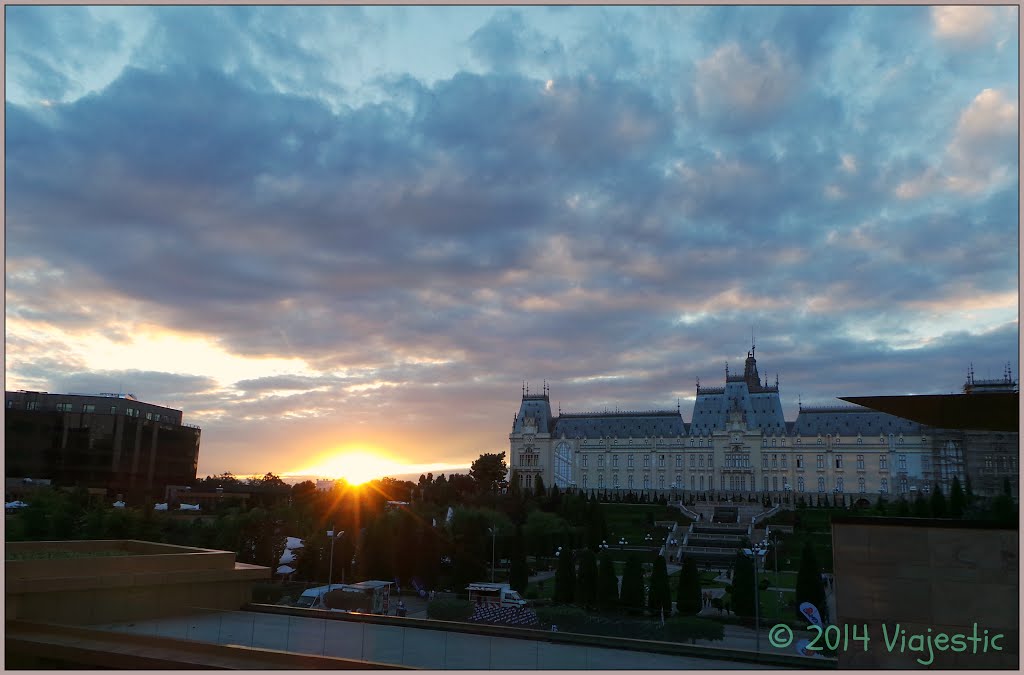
[912,491,931,517]
[619,554,645,611]
[508,525,529,594]
[949,476,966,518]
[470,452,509,493]
[598,551,619,608]
[554,546,575,603]
[574,549,599,607]
[730,551,756,618]
[795,541,829,623]
[929,483,948,518]
[676,556,702,615]
[534,474,546,498]
[648,555,672,616]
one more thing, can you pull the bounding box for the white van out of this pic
[294,583,347,609]
[466,582,527,608]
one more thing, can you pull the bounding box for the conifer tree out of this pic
[795,541,828,623]
[619,554,645,610]
[508,525,529,593]
[729,551,756,617]
[929,483,947,518]
[554,546,575,603]
[949,476,966,518]
[675,556,702,615]
[912,491,930,517]
[648,555,672,615]
[598,551,619,608]
[574,548,599,607]
[534,474,546,499]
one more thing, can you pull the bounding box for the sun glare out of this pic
[290,450,404,485]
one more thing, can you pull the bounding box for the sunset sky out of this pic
[5,6,1018,482]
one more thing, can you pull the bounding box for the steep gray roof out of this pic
[690,381,786,434]
[793,406,925,436]
[552,412,685,439]
[513,396,554,434]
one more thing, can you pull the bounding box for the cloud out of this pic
[931,6,996,48]
[694,41,801,132]
[467,10,565,74]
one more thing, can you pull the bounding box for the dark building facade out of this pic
[5,391,201,496]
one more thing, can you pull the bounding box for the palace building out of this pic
[510,348,1016,498]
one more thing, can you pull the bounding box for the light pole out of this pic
[743,545,768,658]
[327,526,344,588]
[488,527,497,582]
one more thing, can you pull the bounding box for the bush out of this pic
[426,598,474,621]
[251,583,288,604]
[535,604,589,628]
[663,617,725,643]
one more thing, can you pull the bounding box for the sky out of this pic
[5,5,1019,482]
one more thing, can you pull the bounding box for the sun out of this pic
[291,450,404,485]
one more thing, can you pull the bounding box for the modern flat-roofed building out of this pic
[5,391,201,498]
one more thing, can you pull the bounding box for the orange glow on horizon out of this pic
[285,447,470,486]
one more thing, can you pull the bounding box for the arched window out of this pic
[817,477,825,493]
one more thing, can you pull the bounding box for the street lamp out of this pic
[618,537,627,549]
[327,526,344,588]
[599,540,609,553]
[488,527,497,583]
[743,545,768,658]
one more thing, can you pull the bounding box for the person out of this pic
[396,600,407,617]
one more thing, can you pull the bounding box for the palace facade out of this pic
[510,348,1016,499]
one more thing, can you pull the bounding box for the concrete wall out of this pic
[832,519,1017,668]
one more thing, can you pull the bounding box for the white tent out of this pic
[279,548,297,565]
[276,564,296,575]
[112,501,126,508]
[5,501,28,509]
[284,536,304,550]
[179,503,201,511]
[154,503,168,511]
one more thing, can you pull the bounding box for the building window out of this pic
[880,455,888,470]
[857,437,863,444]
[658,455,665,469]
[797,438,802,445]
[772,438,777,447]
[773,476,779,491]
[699,475,704,490]
[675,473,682,487]
[612,455,619,468]
[628,454,634,468]
[880,478,888,493]
[643,475,650,489]
[796,455,804,469]
[707,453,713,467]
[797,476,805,492]
[816,455,824,469]
[781,455,788,469]
[818,477,825,493]
[772,454,778,468]
[763,456,769,469]
[899,454,907,471]
[110,406,118,414]
[613,474,619,489]
[627,475,634,490]
[56,403,73,412]
[658,475,664,490]
[689,455,695,469]
[858,477,866,493]
[598,474,605,488]
[835,455,843,469]
[690,438,695,447]
[525,474,533,489]
[582,455,588,468]
[675,455,682,468]
[699,456,704,468]
[835,437,841,445]
[26,401,39,411]
[643,455,650,469]
[856,455,865,470]
[836,477,844,492]
[83,404,95,413]
[899,477,908,494]
[781,438,786,446]
[817,438,823,445]
[598,455,605,468]
[763,438,768,447]
[898,437,904,445]
[582,474,588,489]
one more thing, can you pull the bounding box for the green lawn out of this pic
[759,570,798,589]
[759,588,798,621]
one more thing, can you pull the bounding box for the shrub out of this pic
[663,617,725,643]
[535,604,589,629]
[426,598,474,621]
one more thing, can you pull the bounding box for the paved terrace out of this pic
[87,606,830,669]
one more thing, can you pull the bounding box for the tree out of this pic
[619,554,645,611]
[795,541,828,623]
[965,475,975,506]
[574,549,599,607]
[912,491,930,517]
[470,452,509,493]
[648,555,672,616]
[929,483,947,518]
[895,496,911,516]
[730,552,756,618]
[949,476,966,518]
[676,556,702,615]
[534,474,546,498]
[554,546,575,603]
[598,551,619,608]
[508,525,529,594]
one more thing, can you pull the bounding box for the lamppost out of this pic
[618,537,627,549]
[599,540,609,554]
[743,544,768,658]
[327,526,344,588]
[491,524,499,581]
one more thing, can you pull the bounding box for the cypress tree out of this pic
[620,554,645,611]
[795,541,828,623]
[949,476,966,518]
[965,475,975,506]
[929,483,947,518]
[574,548,599,607]
[648,555,672,616]
[554,546,575,603]
[912,491,930,517]
[534,474,546,499]
[730,551,756,617]
[508,525,529,593]
[896,496,911,516]
[675,556,702,615]
[598,551,619,608]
